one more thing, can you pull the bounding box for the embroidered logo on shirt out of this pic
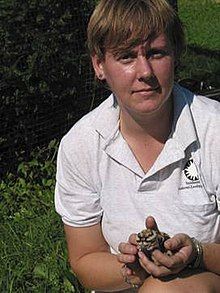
[184,158,199,181]
[179,157,202,190]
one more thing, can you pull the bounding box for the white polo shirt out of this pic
[55,84,220,253]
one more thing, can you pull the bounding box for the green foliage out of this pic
[1,1,90,99]
[0,139,84,292]
[176,0,220,86]
[177,48,220,87]
[179,0,220,50]
[1,140,57,219]
[0,0,94,175]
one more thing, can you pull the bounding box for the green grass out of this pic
[1,214,68,292]
[179,0,220,51]
[0,141,85,292]
[177,0,220,86]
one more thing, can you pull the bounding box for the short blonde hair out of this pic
[87,0,185,61]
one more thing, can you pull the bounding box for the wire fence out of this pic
[0,0,111,177]
[0,0,219,178]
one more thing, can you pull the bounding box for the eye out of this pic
[147,49,169,60]
[117,52,136,63]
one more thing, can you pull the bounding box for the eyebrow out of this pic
[111,42,172,58]
[148,46,172,51]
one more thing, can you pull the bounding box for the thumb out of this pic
[145,216,159,231]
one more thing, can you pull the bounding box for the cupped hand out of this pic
[118,216,197,280]
[138,230,196,278]
[117,215,159,265]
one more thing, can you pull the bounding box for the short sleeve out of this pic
[55,135,102,227]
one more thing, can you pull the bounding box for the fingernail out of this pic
[138,251,144,259]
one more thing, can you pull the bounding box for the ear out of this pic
[91,55,106,80]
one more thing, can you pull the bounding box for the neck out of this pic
[120,96,173,144]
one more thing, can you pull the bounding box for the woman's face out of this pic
[92,33,175,117]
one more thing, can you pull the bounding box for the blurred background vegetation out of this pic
[179,0,219,51]
[177,0,220,87]
[0,0,219,292]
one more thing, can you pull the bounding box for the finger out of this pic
[152,250,184,269]
[128,233,138,245]
[137,251,152,275]
[170,234,196,263]
[164,233,190,251]
[118,242,137,254]
[117,252,137,264]
[145,216,159,231]
[120,263,133,276]
[152,245,192,272]
[138,251,172,278]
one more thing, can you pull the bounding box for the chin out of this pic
[136,101,164,113]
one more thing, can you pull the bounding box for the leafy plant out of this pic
[0,139,83,292]
[0,0,94,176]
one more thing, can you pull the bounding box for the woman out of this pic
[55,0,220,291]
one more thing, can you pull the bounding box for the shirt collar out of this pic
[171,83,198,150]
[94,93,120,140]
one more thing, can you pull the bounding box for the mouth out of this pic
[132,86,160,94]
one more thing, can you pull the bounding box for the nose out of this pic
[136,56,154,82]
